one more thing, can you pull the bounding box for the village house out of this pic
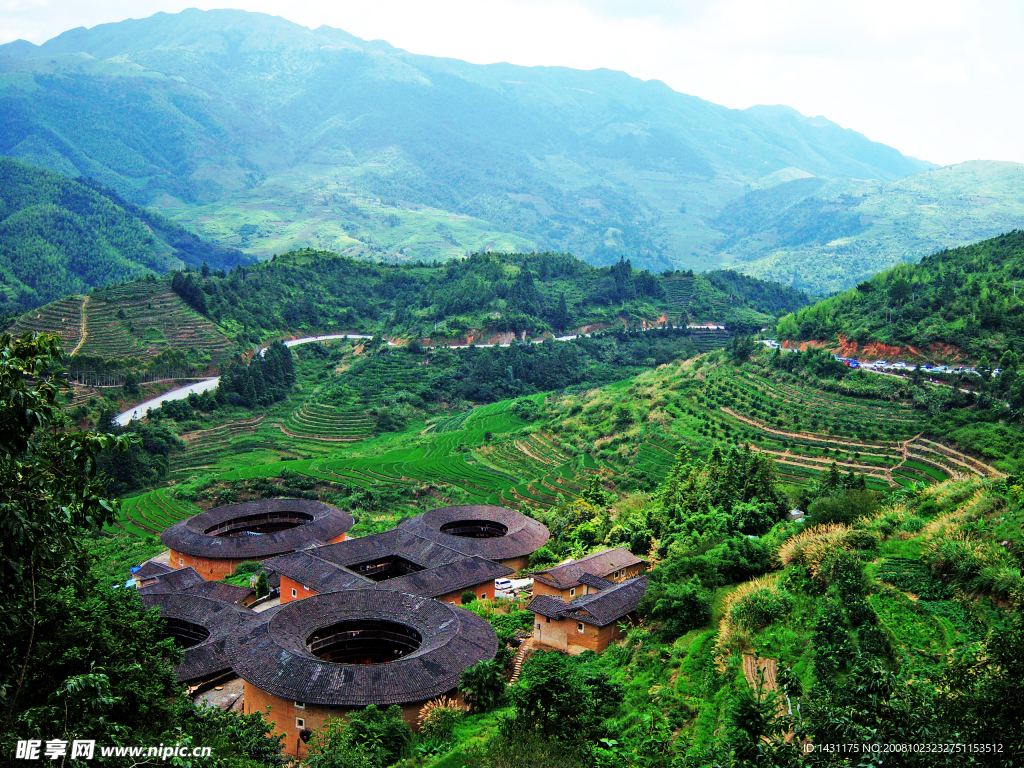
[530,547,647,601]
[528,576,648,654]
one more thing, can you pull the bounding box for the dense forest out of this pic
[777,230,1024,359]
[0,158,250,319]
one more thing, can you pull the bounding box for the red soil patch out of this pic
[782,334,967,363]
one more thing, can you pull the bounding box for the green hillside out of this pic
[0,8,937,279]
[777,230,1024,361]
[8,249,811,362]
[0,157,251,316]
[716,161,1024,292]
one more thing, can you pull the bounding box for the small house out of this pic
[531,547,646,602]
[528,576,647,654]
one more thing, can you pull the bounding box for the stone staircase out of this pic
[509,637,536,684]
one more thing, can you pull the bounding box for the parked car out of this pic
[494,578,513,592]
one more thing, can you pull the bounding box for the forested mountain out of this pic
[777,230,1024,360]
[0,8,975,291]
[8,249,811,362]
[0,158,251,315]
[716,160,1024,292]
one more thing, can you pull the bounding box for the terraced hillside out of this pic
[541,353,1002,492]
[8,279,233,364]
[109,340,1007,544]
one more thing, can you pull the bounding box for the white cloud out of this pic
[1,0,1022,165]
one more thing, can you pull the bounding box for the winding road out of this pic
[114,327,671,424]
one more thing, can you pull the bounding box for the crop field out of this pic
[282,402,376,441]
[111,345,1006,540]
[542,357,1003,491]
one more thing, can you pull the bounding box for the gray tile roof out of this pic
[527,577,648,627]
[398,505,549,563]
[139,592,256,683]
[138,566,206,593]
[578,573,615,591]
[263,550,375,594]
[134,560,173,580]
[225,589,497,706]
[160,499,353,560]
[139,571,254,605]
[265,546,512,600]
[382,557,513,598]
[531,548,645,590]
[312,527,468,570]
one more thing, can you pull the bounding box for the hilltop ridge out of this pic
[777,229,1024,362]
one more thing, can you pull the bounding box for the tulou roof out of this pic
[264,544,513,600]
[139,568,254,604]
[139,566,206,593]
[528,576,648,627]
[398,505,549,563]
[226,589,497,707]
[531,547,645,590]
[140,592,256,683]
[160,499,353,560]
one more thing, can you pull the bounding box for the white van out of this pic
[494,578,513,592]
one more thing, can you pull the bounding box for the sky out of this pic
[2,0,1023,167]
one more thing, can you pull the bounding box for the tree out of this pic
[305,705,411,768]
[0,332,285,766]
[552,292,572,333]
[638,577,713,641]
[1,332,133,732]
[511,652,595,741]
[459,659,506,713]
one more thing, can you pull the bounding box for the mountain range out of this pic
[2,9,1024,292]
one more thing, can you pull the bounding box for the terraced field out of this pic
[8,295,86,350]
[692,365,956,487]
[124,395,619,537]
[7,279,234,363]
[115,488,201,537]
[282,402,376,441]
[113,346,1005,542]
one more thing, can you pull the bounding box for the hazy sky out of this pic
[3,0,1022,167]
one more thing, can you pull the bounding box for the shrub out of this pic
[511,652,596,740]
[234,561,261,575]
[725,575,794,633]
[417,697,462,740]
[807,490,881,526]
[461,591,477,605]
[306,705,411,768]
